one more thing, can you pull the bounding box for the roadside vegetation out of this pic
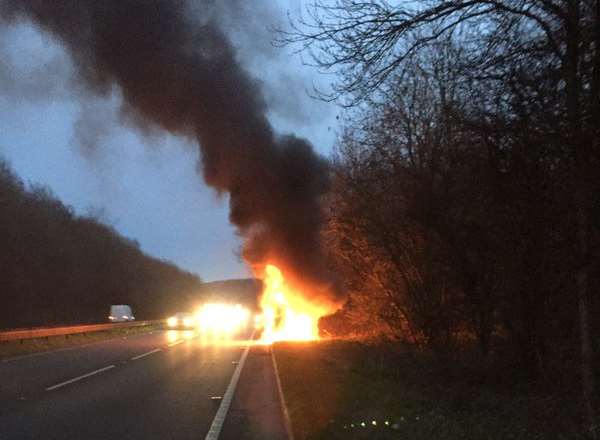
[0,160,202,329]
[275,340,586,439]
[280,1,600,436]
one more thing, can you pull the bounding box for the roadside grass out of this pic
[0,324,159,360]
[274,340,586,440]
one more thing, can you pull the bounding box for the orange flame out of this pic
[258,264,332,344]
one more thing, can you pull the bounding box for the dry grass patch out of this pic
[274,340,585,440]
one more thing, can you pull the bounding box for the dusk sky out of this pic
[0,1,339,281]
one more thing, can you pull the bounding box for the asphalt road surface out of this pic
[0,329,252,440]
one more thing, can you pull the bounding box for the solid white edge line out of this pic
[45,364,115,391]
[204,332,254,440]
[271,347,295,440]
[130,348,162,361]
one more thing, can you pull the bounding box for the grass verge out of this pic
[0,324,159,360]
[274,340,586,440]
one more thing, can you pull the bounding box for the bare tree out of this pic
[285,1,599,434]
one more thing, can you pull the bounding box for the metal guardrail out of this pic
[0,320,160,342]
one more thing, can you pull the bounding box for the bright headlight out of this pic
[167,317,178,327]
[195,303,250,334]
[183,318,193,327]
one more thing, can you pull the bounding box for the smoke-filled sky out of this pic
[0,1,339,282]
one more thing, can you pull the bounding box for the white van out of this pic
[108,305,135,322]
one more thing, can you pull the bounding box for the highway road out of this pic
[0,329,252,440]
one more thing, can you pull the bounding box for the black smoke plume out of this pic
[0,0,333,296]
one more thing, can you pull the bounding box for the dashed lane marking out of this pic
[45,364,116,391]
[130,348,162,361]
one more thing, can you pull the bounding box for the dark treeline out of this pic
[285,0,600,434]
[0,159,202,329]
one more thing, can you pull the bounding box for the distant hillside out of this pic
[192,278,263,311]
[0,159,203,328]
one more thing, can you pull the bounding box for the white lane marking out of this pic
[204,333,254,440]
[130,348,161,361]
[45,365,115,391]
[272,347,295,440]
[168,340,184,347]
[2,330,163,364]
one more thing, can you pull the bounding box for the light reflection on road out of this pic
[164,329,253,348]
